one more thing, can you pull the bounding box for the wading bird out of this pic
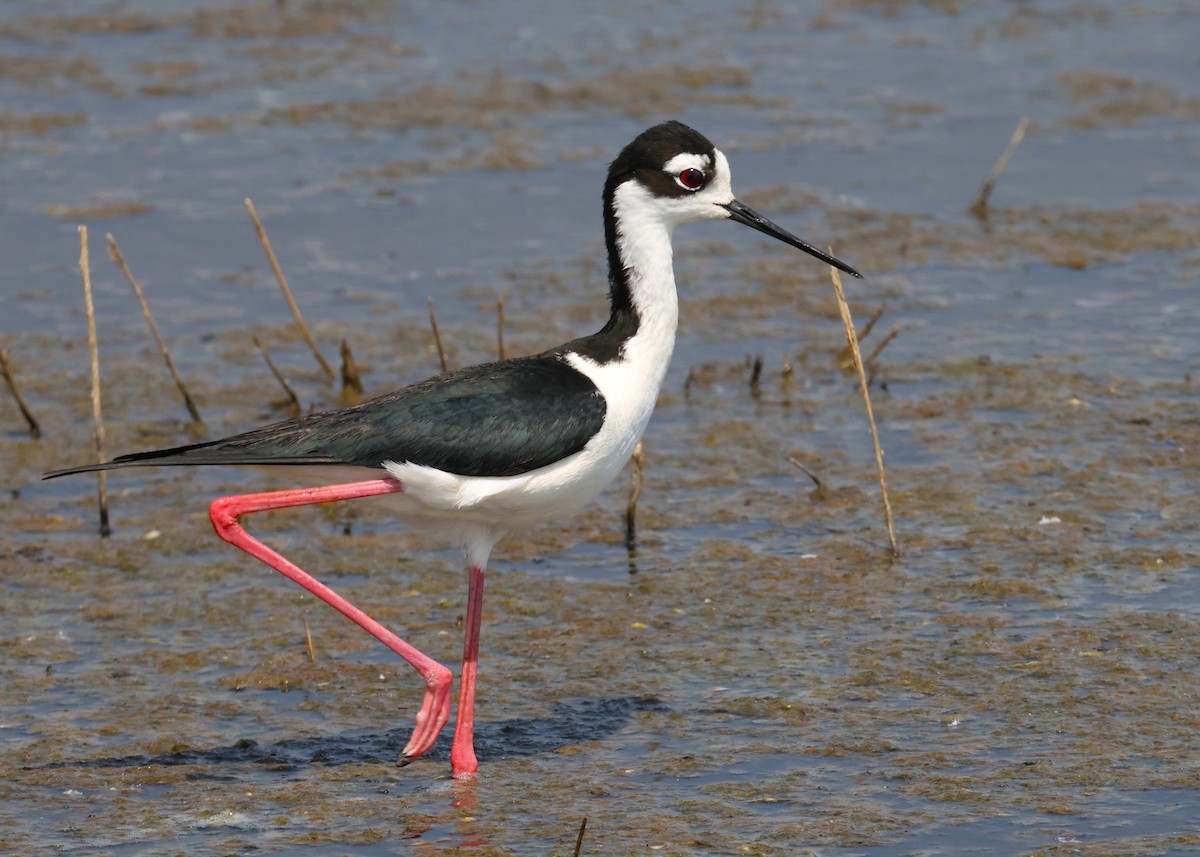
[46,120,860,778]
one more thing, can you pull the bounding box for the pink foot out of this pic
[399,662,453,765]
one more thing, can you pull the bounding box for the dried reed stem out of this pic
[106,233,202,423]
[625,440,644,554]
[829,260,897,556]
[0,348,42,439]
[427,297,448,373]
[970,116,1029,218]
[496,295,506,360]
[79,226,111,537]
[253,334,301,415]
[244,198,335,381]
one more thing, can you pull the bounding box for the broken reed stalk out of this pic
[789,455,824,494]
[496,295,506,360]
[79,226,111,537]
[864,324,902,368]
[303,618,316,664]
[244,197,335,382]
[572,817,588,857]
[427,297,448,373]
[253,334,302,415]
[106,233,203,423]
[856,304,886,342]
[829,260,898,556]
[0,348,42,439]
[970,116,1029,218]
[625,439,644,554]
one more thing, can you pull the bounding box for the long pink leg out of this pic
[450,564,485,778]
[208,477,453,767]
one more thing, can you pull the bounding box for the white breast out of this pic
[387,170,683,539]
[383,325,676,533]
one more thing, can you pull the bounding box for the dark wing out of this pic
[44,355,606,480]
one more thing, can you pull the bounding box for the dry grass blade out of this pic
[970,116,1029,218]
[496,294,506,360]
[427,297,448,373]
[253,334,302,416]
[0,348,42,439]
[244,197,335,381]
[79,226,111,537]
[106,233,203,423]
[303,618,316,665]
[829,258,898,556]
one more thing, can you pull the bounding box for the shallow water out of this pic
[2,1,1199,854]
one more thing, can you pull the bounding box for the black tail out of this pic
[42,439,229,479]
[43,438,348,480]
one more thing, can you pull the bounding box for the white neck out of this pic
[562,181,682,468]
[609,180,681,391]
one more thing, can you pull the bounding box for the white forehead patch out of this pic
[662,152,712,174]
[708,149,733,199]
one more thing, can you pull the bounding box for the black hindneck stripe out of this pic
[574,182,640,365]
[602,182,635,318]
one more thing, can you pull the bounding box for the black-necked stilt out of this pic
[45,120,860,779]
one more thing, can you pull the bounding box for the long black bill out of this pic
[723,199,862,279]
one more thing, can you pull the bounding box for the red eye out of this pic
[677,168,705,190]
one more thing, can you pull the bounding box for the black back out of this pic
[45,353,606,479]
